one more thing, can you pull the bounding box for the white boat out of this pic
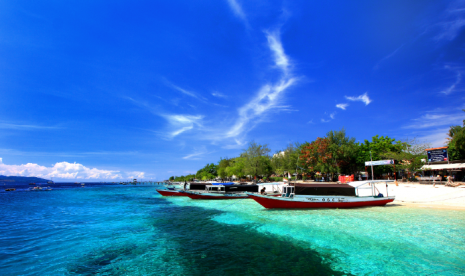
[248,180,395,209]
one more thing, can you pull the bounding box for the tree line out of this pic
[169,120,465,182]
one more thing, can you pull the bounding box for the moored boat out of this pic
[183,184,258,200]
[156,182,211,197]
[248,180,395,209]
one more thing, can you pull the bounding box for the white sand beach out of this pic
[387,183,465,210]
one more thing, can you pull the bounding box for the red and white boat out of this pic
[156,189,188,197]
[248,180,395,209]
[156,182,210,197]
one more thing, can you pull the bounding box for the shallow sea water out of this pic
[1,184,464,275]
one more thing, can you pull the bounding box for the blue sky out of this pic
[0,0,464,181]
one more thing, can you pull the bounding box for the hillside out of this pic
[0,175,50,183]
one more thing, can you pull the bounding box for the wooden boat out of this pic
[5,188,15,191]
[156,189,188,197]
[156,182,210,197]
[183,184,259,200]
[248,180,395,209]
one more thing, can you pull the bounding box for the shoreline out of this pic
[388,183,465,210]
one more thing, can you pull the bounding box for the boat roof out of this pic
[290,183,355,189]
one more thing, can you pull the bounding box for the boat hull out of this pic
[185,192,248,200]
[248,194,395,209]
[156,189,188,197]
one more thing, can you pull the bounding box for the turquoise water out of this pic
[1,185,464,275]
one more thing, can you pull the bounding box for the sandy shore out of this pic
[385,183,465,210]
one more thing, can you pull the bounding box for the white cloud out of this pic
[182,147,211,160]
[431,0,465,41]
[441,66,462,94]
[0,159,144,180]
[336,103,348,110]
[212,91,227,98]
[265,30,291,75]
[329,113,335,119]
[0,122,62,130]
[415,128,449,148]
[403,112,464,129]
[226,0,249,26]
[345,92,372,105]
[225,30,297,139]
[321,118,331,123]
[161,114,203,138]
[373,44,404,70]
[166,82,207,102]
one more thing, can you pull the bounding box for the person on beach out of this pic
[447,175,453,186]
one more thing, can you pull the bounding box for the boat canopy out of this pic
[212,182,234,185]
[188,183,209,190]
[292,183,356,196]
[206,184,259,193]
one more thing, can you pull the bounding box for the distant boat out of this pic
[5,188,15,191]
[29,182,35,185]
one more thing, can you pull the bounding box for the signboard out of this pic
[427,149,448,162]
[365,160,394,166]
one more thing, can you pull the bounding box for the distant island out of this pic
[0,175,50,183]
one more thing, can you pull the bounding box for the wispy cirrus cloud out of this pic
[441,65,462,95]
[225,30,297,140]
[336,103,348,110]
[161,114,203,138]
[212,91,227,98]
[226,0,249,28]
[0,122,62,130]
[403,112,464,129]
[124,96,204,139]
[433,1,465,41]
[345,92,372,105]
[374,44,404,70]
[182,147,211,160]
[165,80,208,102]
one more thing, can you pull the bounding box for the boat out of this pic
[29,182,35,185]
[183,183,258,200]
[5,188,15,191]
[43,186,52,191]
[156,182,210,197]
[248,180,395,209]
[29,186,42,191]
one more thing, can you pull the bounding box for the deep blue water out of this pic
[1,184,465,275]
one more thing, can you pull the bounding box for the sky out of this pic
[0,0,464,181]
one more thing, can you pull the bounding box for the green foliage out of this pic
[271,142,307,176]
[217,158,231,179]
[448,111,465,160]
[196,163,218,180]
[381,138,429,174]
[243,141,272,178]
[356,135,403,175]
[225,157,246,179]
[326,128,359,175]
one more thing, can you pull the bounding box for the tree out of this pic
[196,163,218,180]
[326,129,359,175]
[355,135,403,177]
[226,157,246,180]
[271,142,305,177]
[301,137,332,174]
[381,138,430,177]
[217,158,231,180]
[243,141,272,179]
[448,111,465,160]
